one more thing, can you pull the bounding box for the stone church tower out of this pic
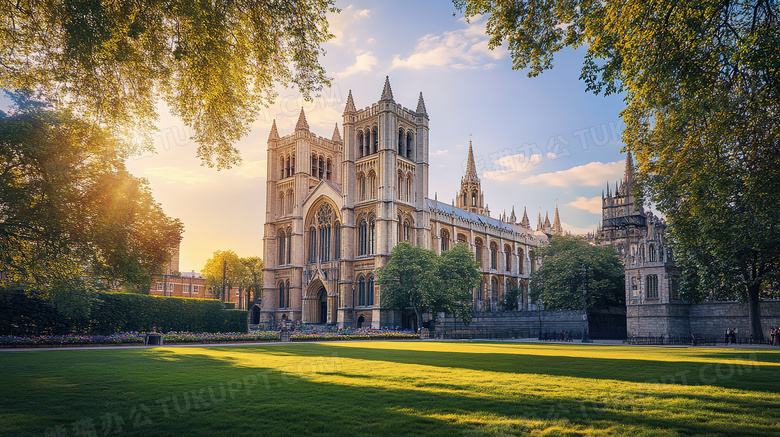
[597,152,682,337]
[456,141,486,215]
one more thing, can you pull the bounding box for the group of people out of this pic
[771,327,780,346]
[724,327,738,345]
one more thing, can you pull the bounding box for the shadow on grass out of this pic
[253,343,780,394]
[2,346,778,437]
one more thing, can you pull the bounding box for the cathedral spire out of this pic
[624,150,635,190]
[521,207,530,228]
[537,210,542,231]
[416,92,427,116]
[331,123,341,142]
[380,76,394,101]
[552,201,563,235]
[509,206,517,223]
[295,108,309,131]
[268,119,279,141]
[463,139,480,183]
[544,211,551,229]
[343,89,356,114]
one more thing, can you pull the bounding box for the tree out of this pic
[377,242,439,331]
[202,250,245,301]
[436,243,480,324]
[0,0,336,168]
[377,242,481,330]
[530,236,624,311]
[455,0,780,341]
[0,95,183,300]
[239,256,264,306]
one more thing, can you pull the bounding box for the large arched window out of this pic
[406,132,413,159]
[491,277,499,310]
[278,230,286,265]
[358,219,367,256]
[403,219,411,242]
[318,156,324,179]
[368,218,376,254]
[311,154,317,176]
[358,276,366,306]
[285,155,291,177]
[367,276,374,306]
[529,249,537,273]
[364,127,371,157]
[313,202,335,262]
[398,129,404,155]
[334,221,341,260]
[397,171,404,200]
[278,281,286,308]
[441,229,450,252]
[490,242,498,270]
[367,171,377,200]
[280,157,285,179]
[286,227,292,264]
[357,172,366,201]
[475,238,483,267]
[406,174,413,202]
[319,223,331,262]
[649,244,656,262]
[326,158,332,181]
[505,244,512,273]
[308,226,317,263]
[357,131,364,158]
[518,247,525,275]
[291,156,295,175]
[471,191,477,207]
[372,126,378,154]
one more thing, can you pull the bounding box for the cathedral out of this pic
[259,78,562,330]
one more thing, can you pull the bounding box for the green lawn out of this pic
[1,342,779,436]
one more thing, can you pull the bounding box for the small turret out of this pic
[268,119,279,141]
[380,76,394,101]
[295,108,309,131]
[343,89,356,114]
[521,207,530,228]
[331,123,341,142]
[509,206,517,223]
[416,92,428,116]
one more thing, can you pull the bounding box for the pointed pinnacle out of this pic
[295,108,309,131]
[343,89,356,114]
[380,76,394,101]
[331,123,341,142]
[463,139,479,183]
[268,119,279,140]
[416,92,427,115]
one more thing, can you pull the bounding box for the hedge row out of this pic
[0,288,248,335]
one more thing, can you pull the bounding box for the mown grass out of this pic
[1,341,779,436]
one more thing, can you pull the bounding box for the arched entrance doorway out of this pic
[357,315,365,328]
[317,287,327,324]
[249,305,261,325]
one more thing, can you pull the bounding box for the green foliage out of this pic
[0,95,183,293]
[0,286,246,335]
[454,0,780,340]
[378,242,479,328]
[504,286,522,311]
[201,250,246,301]
[0,0,337,168]
[239,256,264,303]
[530,236,624,310]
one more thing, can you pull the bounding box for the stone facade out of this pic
[260,78,553,330]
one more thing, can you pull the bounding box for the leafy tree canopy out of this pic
[201,250,244,300]
[0,94,184,314]
[455,0,779,340]
[239,256,264,302]
[530,236,624,311]
[378,242,479,329]
[0,0,337,168]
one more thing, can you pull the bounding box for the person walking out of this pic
[725,327,730,345]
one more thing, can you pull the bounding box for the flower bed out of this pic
[290,330,418,342]
[0,329,418,347]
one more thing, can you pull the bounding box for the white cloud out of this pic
[391,15,506,71]
[337,52,378,77]
[144,167,209,185]
[568,196,602,215]
[519,161,624,187]
[482,153,543,181]
[328,5,372,47]
[430,149,449,157]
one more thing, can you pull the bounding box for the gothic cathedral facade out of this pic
[260,78,550,330]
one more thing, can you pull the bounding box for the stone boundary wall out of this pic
[628,301,780,340]
[439,310,586,336]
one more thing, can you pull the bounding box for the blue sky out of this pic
[125,1,630,271]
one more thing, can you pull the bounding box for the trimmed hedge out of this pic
[0,288,248,335]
